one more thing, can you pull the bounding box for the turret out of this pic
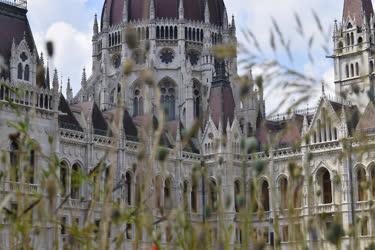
[81,67,87,88]
[66,78,73,103]
[150,0,155,20]
[45,62,50,89]
[122,0,128,23]
[178,0,184,20]
[93,14,99,35]
[204,0,210,24]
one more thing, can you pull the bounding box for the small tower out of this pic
[66,78,73,103]
[178,0,184,20]
[93,14,98,35]
[204,0,210,24]
[333,0,375,109]
[81,67,87,88]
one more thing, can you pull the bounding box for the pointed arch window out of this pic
[160,80,176,121]
[183,180,189,211]
[261,180,270,211]
[24,64,30,81]
[71,164,81,200]
[17,63,23,80]
[125,172,132,206]
[10,140,19,182]
[209,179,218,212]
[133,88,144,117]
[234,180,241,212]
[193,81,201,120]
[60,162,68,196]
[191,177,198,213]
[164,177,173,209]
[317,168,332,204]
[279,177,288,210]
[357,167,368,201]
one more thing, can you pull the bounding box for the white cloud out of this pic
[35,22,92,94]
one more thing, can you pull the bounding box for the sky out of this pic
[27,0,344,112]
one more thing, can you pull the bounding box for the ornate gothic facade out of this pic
[1,0,375,249]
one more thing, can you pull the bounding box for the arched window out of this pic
[133,88,144,117]
[317,168,332,204]
[169,26,173,39]
[346,33,350,45]
[10,141,19,181]
[358,36,363,44]
[161,26,164,39]
[156,26,160,39]
[279,177,288,210]
[183,181,189,211]
[193,81,201,120]
[193,28,196,41]
[357,167,368,201]
[356,62,359,76]
[24,64,30,81]
[160,80,176,121]
[261,180,270,211]
[165,26,169,39]
[174,26,178,39]
[201,29,204,42]
[17,63,23,80]
[371,167,375,199]
[27,150,35,183]
[234,180,241,212]
[164,177,173,209]
[71,164,81,199]
[191,177,198,213]
[60,162,68,196]
[125,172,132,205]
[209,179,218,212]
[188,28,192,40]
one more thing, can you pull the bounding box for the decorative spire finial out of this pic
[93,14,99,35]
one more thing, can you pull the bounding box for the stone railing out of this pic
[314,203,337,214]
[60,128,86,143]
[93,134,113,146]
[355,201,371,211]
[182,152,201,161]
[309,140,341,152]
[1,181,40,194]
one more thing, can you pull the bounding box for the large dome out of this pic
[101,0,226,27]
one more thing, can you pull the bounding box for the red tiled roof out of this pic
[343,0,374,26]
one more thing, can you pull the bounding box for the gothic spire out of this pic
[66,78,73,102]
[45,62,50,89]
[122,0,128,23]
[150,0,155,20]
[342,0,374,26]
[52,69,59,91]
[93,14,99,35]
[204,0,210,24]
[81,67,87,88]
[179,0,184,20]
